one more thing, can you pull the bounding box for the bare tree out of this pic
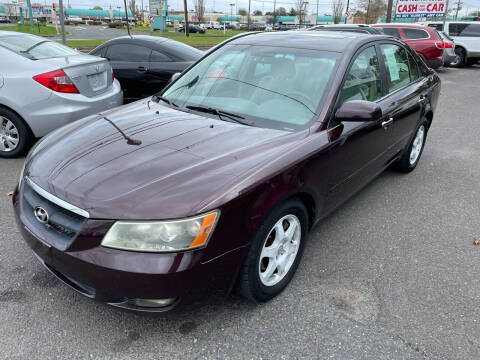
[193,0,205,23]
[332,0,344,23]
[128,0,137,17]
[356,0,386,24]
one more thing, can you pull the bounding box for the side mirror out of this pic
[170,72,181,83]
[335,100,382,123]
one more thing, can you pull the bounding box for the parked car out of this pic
[420,21,480,67]
[437,31,459,66]
[309,24,385,35]
[0,16,9,23]
[178,24,206,33]
[372,24,444,69]
[90,35,203,102]
[0,31,122,157]
[14,31,440,311]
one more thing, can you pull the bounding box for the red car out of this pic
[373,24,444,69]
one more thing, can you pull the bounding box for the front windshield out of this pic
[162,44,340,131]
[0,35,78,60]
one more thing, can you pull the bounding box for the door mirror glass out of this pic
[335,100,382,123]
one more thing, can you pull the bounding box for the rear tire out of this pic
[0,108,32,158]
[236,199,308,302]
[451,47,466,68]
[395,119,428,173]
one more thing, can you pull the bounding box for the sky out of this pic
[1,0,479,16]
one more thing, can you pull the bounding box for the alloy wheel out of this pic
[258,214,301,287]
[0,116,19,152]
[409,125,425,166]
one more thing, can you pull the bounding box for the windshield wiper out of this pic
[152,95,178,107]
[186,105,253,126]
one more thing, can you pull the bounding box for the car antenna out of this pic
[103,116,142,146]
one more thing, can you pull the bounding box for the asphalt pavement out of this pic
[1,66,480,359]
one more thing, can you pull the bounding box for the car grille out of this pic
[22,180,87,248]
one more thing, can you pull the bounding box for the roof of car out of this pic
[229,31,390,52]
[373,23,430,28]
[106,35,170,44]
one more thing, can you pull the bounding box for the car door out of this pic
[148,49,190,94]
[324,44,394,212]
[105,43,152,101]
[376,42,427,155]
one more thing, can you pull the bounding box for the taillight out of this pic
[33,69,79,94]
[435,41,444,49]
[112,72,115,82]
[443,41,453,48]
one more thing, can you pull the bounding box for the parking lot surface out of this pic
[1,66,479,359]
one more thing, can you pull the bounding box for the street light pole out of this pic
[316,0,319,25]
[247,0,251,30]
[58,0,66,44]
[123,0,131,37]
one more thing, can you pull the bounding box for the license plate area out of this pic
[88,71,107,91]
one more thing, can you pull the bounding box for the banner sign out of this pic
[150,0,167,14]
[395,0,446,18]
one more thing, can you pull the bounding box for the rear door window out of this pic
[382,27,401,38]
[449,23,480,37]
[380,44,412,92]
[150,50,172,62]
[106,44,151,61]
[403,28,430,39]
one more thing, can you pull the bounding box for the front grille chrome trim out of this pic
[25,177,90,219]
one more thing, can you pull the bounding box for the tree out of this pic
[238,8,248,16]
[193,0,205,22]
[253,10,262,16]
[277,7,287,16]
[332,0,344,23]
[356,0,386,24]
[91,6,103,10]
[288,8,297,16]
[128,0,137,17]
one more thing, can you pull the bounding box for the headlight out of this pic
[101,211,219,252]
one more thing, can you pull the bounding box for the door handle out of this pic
[381,117,394,129]
[138,66,148,71]
[418,95,426,103]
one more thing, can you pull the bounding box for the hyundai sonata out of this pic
[13,31,440,311]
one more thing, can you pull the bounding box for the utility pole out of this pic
[386,0,393,22]
[366,0,371,24]
[58,0,66,44]
[442,0,450,29]
[183,0,189,36]
[344,0,350,23]
[273,0,276,26]
[124,0,131,37]
[247,0,251,30]
[454,0,462,20]
[316,0,319,25]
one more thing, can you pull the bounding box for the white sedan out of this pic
[0,31,123,157]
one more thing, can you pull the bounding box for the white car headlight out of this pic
[101,211,219,253]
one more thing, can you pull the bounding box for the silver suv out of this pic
[420,21,480,67]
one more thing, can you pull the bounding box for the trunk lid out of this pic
[38,54,113,97]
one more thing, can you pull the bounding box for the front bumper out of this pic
[13,188,246,312]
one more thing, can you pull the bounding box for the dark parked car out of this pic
[90,35,203,102]
[309,24,385,35]
[14,31,440,311]
[179,24,206,33]
[372,24,444,69]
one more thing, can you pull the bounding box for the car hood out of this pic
[26,100,303,220]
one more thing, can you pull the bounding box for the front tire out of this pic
[236,199,308,302]
[396,119,428,173]
[0,108,32,158]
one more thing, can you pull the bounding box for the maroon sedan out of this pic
[372,24,445,69]
[13,31,440,311]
